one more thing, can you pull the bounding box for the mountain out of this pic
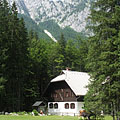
[18,14,84,41]
[8,0,93,33]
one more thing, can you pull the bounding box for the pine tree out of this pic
[54,33,66,73]
[58,33,66,56]
[0,0,11,111]
[85,0,120,119]
[26,37,49,111]
[75,37,88,71]
[2,1,29,112]
[0,0,10,77]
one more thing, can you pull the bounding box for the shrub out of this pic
[32,109,39,116]
[78,116,84,120]
[17,111,27,115]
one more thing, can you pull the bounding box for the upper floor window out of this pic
[65,103,69,109]
[70,103,75,109]
[61,89,64,92]
[54,103,58,109]
[71,92,74,97]
[66,92,69,97]
[49,103,53,109]
[54,93,58,98]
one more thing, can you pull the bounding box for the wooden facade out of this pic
[44,81,84,102]
[43,70,89,116]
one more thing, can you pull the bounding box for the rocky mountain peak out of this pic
[8,0,93,32]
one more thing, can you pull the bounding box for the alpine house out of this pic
[43,70,90,116]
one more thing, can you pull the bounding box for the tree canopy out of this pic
[1,0,119,117]
[0,0,88,112]
[84,0,120,119]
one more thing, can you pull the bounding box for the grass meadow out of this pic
[0,115,113,120]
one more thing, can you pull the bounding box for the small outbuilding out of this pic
[32,101,46,113]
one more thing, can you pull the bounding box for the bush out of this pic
[17,111,27,115]
[32,109,39,116]
[78,116,84,120]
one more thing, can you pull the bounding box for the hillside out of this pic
[18,14,84,41]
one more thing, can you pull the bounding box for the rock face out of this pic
[8,0,93,32]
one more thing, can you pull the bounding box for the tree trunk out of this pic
[112,109,115,120]
[117,117,120,120]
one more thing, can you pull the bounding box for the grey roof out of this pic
[32,101,44,107]
[51,70,90,96]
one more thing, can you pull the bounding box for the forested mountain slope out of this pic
[8,0,94,40]
[18,14,86,41]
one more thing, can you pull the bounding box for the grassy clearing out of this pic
[104,116,113,120]
[0,115,113,120]
[0,115,78,120]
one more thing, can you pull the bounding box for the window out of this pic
[54,103,58,109]
[65,103,69,109]
[61,89,63,92]
[70,103,75,109]
[71,92,74,97]
[54,93,58,98]
[49,103,53,109]
[66,92,69,97]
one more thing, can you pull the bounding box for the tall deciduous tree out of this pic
[85,0,120,119]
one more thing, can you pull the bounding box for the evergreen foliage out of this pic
[38,20,83,41]
[84,0,120,119]
[47,34,88,78]
[0,0,119,118]
[0,0,29,112]
[17,16,82,41]
[0,0,88,113]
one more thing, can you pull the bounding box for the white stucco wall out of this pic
[48,102,84,116]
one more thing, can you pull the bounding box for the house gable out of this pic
[51,70,90,96]
[44,81,76,102]
[43,70,90,102]
[43,70,90,116]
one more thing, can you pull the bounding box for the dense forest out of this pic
[0,0,120,119]
[84,0,120,120]
[0,0,88,112]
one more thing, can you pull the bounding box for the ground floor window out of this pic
[70,103,75,109]
[65,103,69,109]
[54,103,58,109]
[49,103,53,109]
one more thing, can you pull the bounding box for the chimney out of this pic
[66,67,71,71]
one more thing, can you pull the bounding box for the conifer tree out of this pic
[58,33,66,56]
[85,0,120,119]
[0,0,10,77]
[54,33,66,73]
[1,1,29,112]
[25,37,49,111]
[65,38,88,71]
[0,0,11,111]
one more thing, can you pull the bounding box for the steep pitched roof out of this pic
[51,70,90,96]
[32,101,45,107]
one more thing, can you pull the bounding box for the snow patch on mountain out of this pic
[44,30,57,42]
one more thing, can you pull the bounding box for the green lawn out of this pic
[0,115,78,120]
[0,115,113,120]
